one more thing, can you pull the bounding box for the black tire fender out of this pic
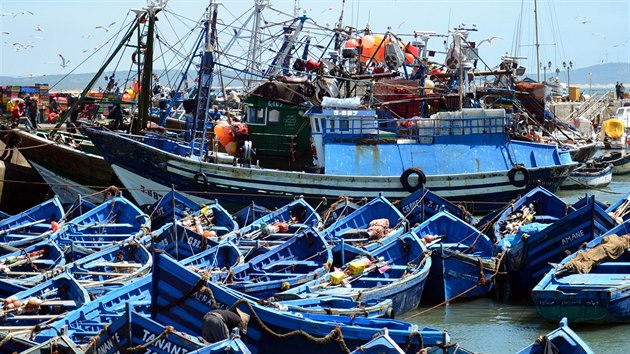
[400,168,426,193]
[193,172,208,185]
[508,165,529,188]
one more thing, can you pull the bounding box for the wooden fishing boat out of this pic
[180,241,244,271]
[0,129,119,205]
[0,274,90,332]
[17,240,151,293]
[532,230,630,323]
[33,275,152,345]
[413,212,496,302]
[592,151,630,175]
[276,232,431,315]
[397,187,476,226]
[54,195,151,252]
[0,239,66,282]
[273,297,394,318]
[0,331,37,353]
[187,330,252,354]
[151,201,238,261]
[18,335,82,354]
[222,228,332,299]
[231,198,322,255]
[147,189,202,229]
[233,202,272,228]
[515,318,593,354]
[321,195,408,267]
[151,252,451,354]
[0,196,64,250]
[560,162,613,189]
[492,187,615,297]
[86,303,204,354]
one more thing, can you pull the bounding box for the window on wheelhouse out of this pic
[247,107,266,125]
[268,109,280,125]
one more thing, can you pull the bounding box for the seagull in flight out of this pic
[35,24,44,32]
[13,11,34,17]
[12,42,33,51]
[96,22,117,32]
[478,36,501,46]
[82,34,94,39]
[59,54,70,68]
[82,47,98,53]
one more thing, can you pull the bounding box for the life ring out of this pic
[193,172,208,185]
[400,168,426,193]
[508,165,529,188]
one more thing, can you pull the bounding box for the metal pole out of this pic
[534,0,541,82]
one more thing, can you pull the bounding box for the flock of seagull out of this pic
[2,9,117,75]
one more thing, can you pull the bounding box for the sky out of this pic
[1,0,629,79]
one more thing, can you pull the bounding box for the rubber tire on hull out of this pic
[400,168,426,192]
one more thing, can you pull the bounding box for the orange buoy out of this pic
[51,221,60,232]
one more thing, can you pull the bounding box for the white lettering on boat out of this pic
[561,229,585,245]
[97,332,122,354]
[141,329,186,354]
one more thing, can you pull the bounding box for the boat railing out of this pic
[318,113,508,144]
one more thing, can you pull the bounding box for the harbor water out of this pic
[406,173,630,354]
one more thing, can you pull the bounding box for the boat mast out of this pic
[246,0,269,88]
[134,1,163,133]
[191,2,219,155]
[534,0,541,82]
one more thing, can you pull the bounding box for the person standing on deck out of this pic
[26,96,39,129]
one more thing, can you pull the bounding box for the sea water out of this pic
[405,173,630,354]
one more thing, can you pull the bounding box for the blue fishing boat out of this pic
[0,274,89,331]
[18,335,82,354]
[322,195,408,266]
[532,231,630,323]
[151,252,451,354]
[0,330,37,353]
[232,198,322,256]
[86,106,577,214]
[398,187,476,227]
[147,189,203,229]
[560,162,613,190]
[54,195,151,251]
[87,303,204,354]
[64,196,97,221]
[274,297,394,318]
[515,318,593,354]
[413,212,496,302]
[493,187,615,297]
[0,196,64,249]
[276,232,430,315]
[17,240,151,291]
[233,202,271,228]
[0,239,66,282]
[34,275,152,344]
[151,202,238,260]
[349,329,405,354]
[180,241,244,271]
[223,228,332,299]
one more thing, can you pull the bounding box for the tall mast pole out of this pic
[534,0,541,82]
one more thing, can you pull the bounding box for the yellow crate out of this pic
[568,86,581,102]
[330,270,345,285]
[348,260,365,275]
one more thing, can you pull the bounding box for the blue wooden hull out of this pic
[398,187,476,226]
[91,304,203,354]
[515,318,593,354]
[495,191,615,297]
[0,196,64,249]
[323,196,408,266]
[413,212,495,302]
[85,128,575,213]
[148,189,203,229]
[0,274,89,328]
[277,232,430,315]
[0,332,36,353]
[226,228,332,299]
[34,276,152,344]
[533,231,630,323]
[180,241,243,270]
[151,252,450,354]
[0,239,66,282]
[55,196,151,251]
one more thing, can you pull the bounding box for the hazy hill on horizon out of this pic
[1,62,628,91]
